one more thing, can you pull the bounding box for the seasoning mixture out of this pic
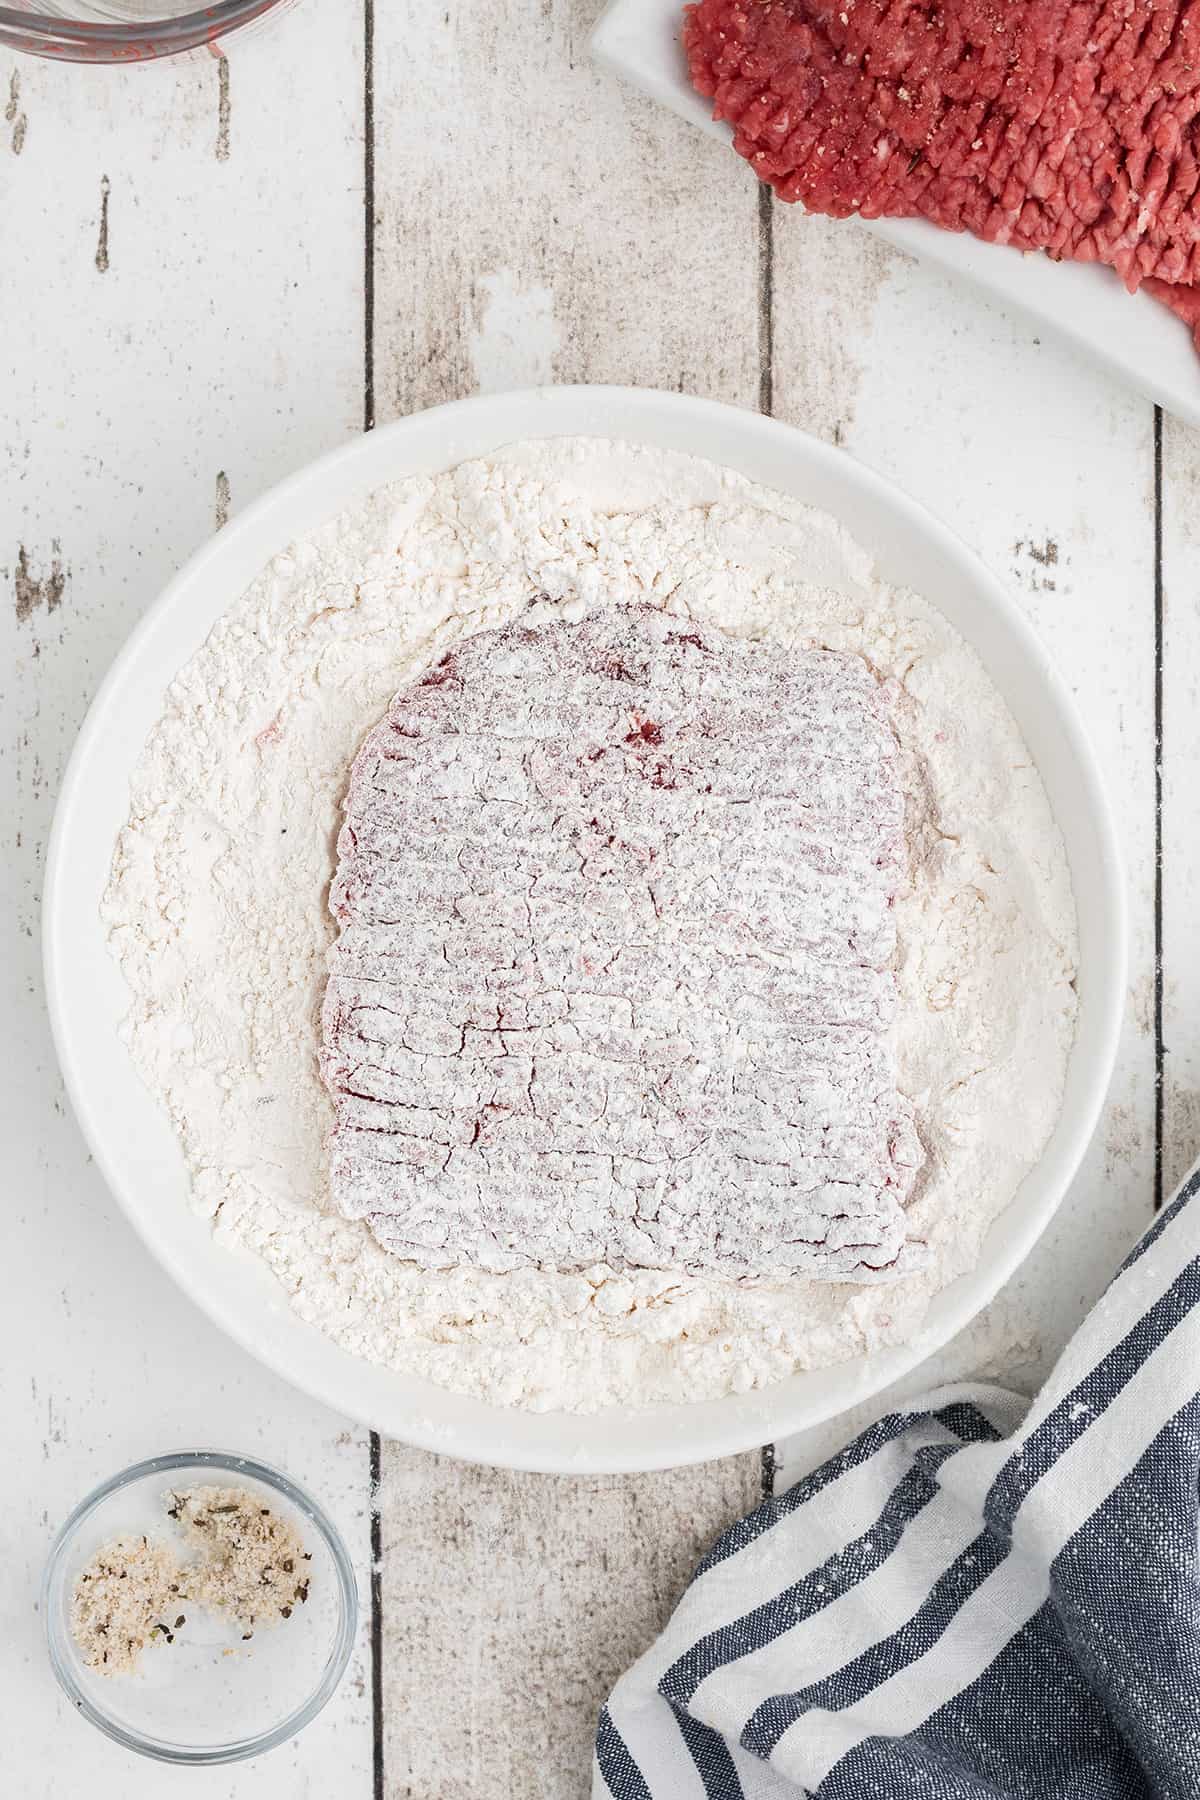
[104,438,1079,1412]
[70,1487,311,1678]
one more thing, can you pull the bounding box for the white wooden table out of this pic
[2,3,1192,1794]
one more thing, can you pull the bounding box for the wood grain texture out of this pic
[376,1448,760,1799]
[372,0,760,410]
[0,16,373,1794]
[1161,413,1200,1200]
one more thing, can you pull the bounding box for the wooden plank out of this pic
[1161,415,1200,1201]
[377,1448,761,1800]
[0,15,372,1794]
[371,0,761,411]
[768,208,1158,1484]
[369,5,766,1788]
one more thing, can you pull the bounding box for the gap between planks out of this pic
[362,8,774,1792]
[1153,405,1165,1214]
[364,11,382,1800]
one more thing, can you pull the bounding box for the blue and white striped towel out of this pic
[597,1163,1200,1798]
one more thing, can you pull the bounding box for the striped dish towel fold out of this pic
[596,1162,1200,1799]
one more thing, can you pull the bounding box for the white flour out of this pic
[103,438,1078,1412]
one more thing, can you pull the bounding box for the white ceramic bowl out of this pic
[44,386,1124,1473]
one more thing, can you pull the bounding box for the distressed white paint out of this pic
[0,11,372,1796]
[1162,416,1200,1199]
[377,1450,760,1798]
[469,272,563,392]
[371,0,761,414]
[2,0,1192,1793]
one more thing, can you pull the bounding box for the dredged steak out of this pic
[320,605,924,1279]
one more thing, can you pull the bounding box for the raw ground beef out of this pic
[684,0,1200,350]
[320,605,924,1281]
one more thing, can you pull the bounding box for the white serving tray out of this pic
[591,0,1200,428]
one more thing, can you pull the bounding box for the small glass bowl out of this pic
[0,1,290,63]
[43,1450,357,1765]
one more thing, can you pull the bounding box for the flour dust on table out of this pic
[103,439,1078,1413]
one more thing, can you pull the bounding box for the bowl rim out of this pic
[0,0,283,59]
[43,384,1126,1472]
[42,1449,359,1765]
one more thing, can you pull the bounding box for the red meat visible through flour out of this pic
[320,605,924,1280]
[684,0,1200,353]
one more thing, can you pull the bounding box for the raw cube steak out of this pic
[684,0,1200,353]
[320,605,923,1279]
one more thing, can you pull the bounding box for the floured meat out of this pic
[320,605,924,1280]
